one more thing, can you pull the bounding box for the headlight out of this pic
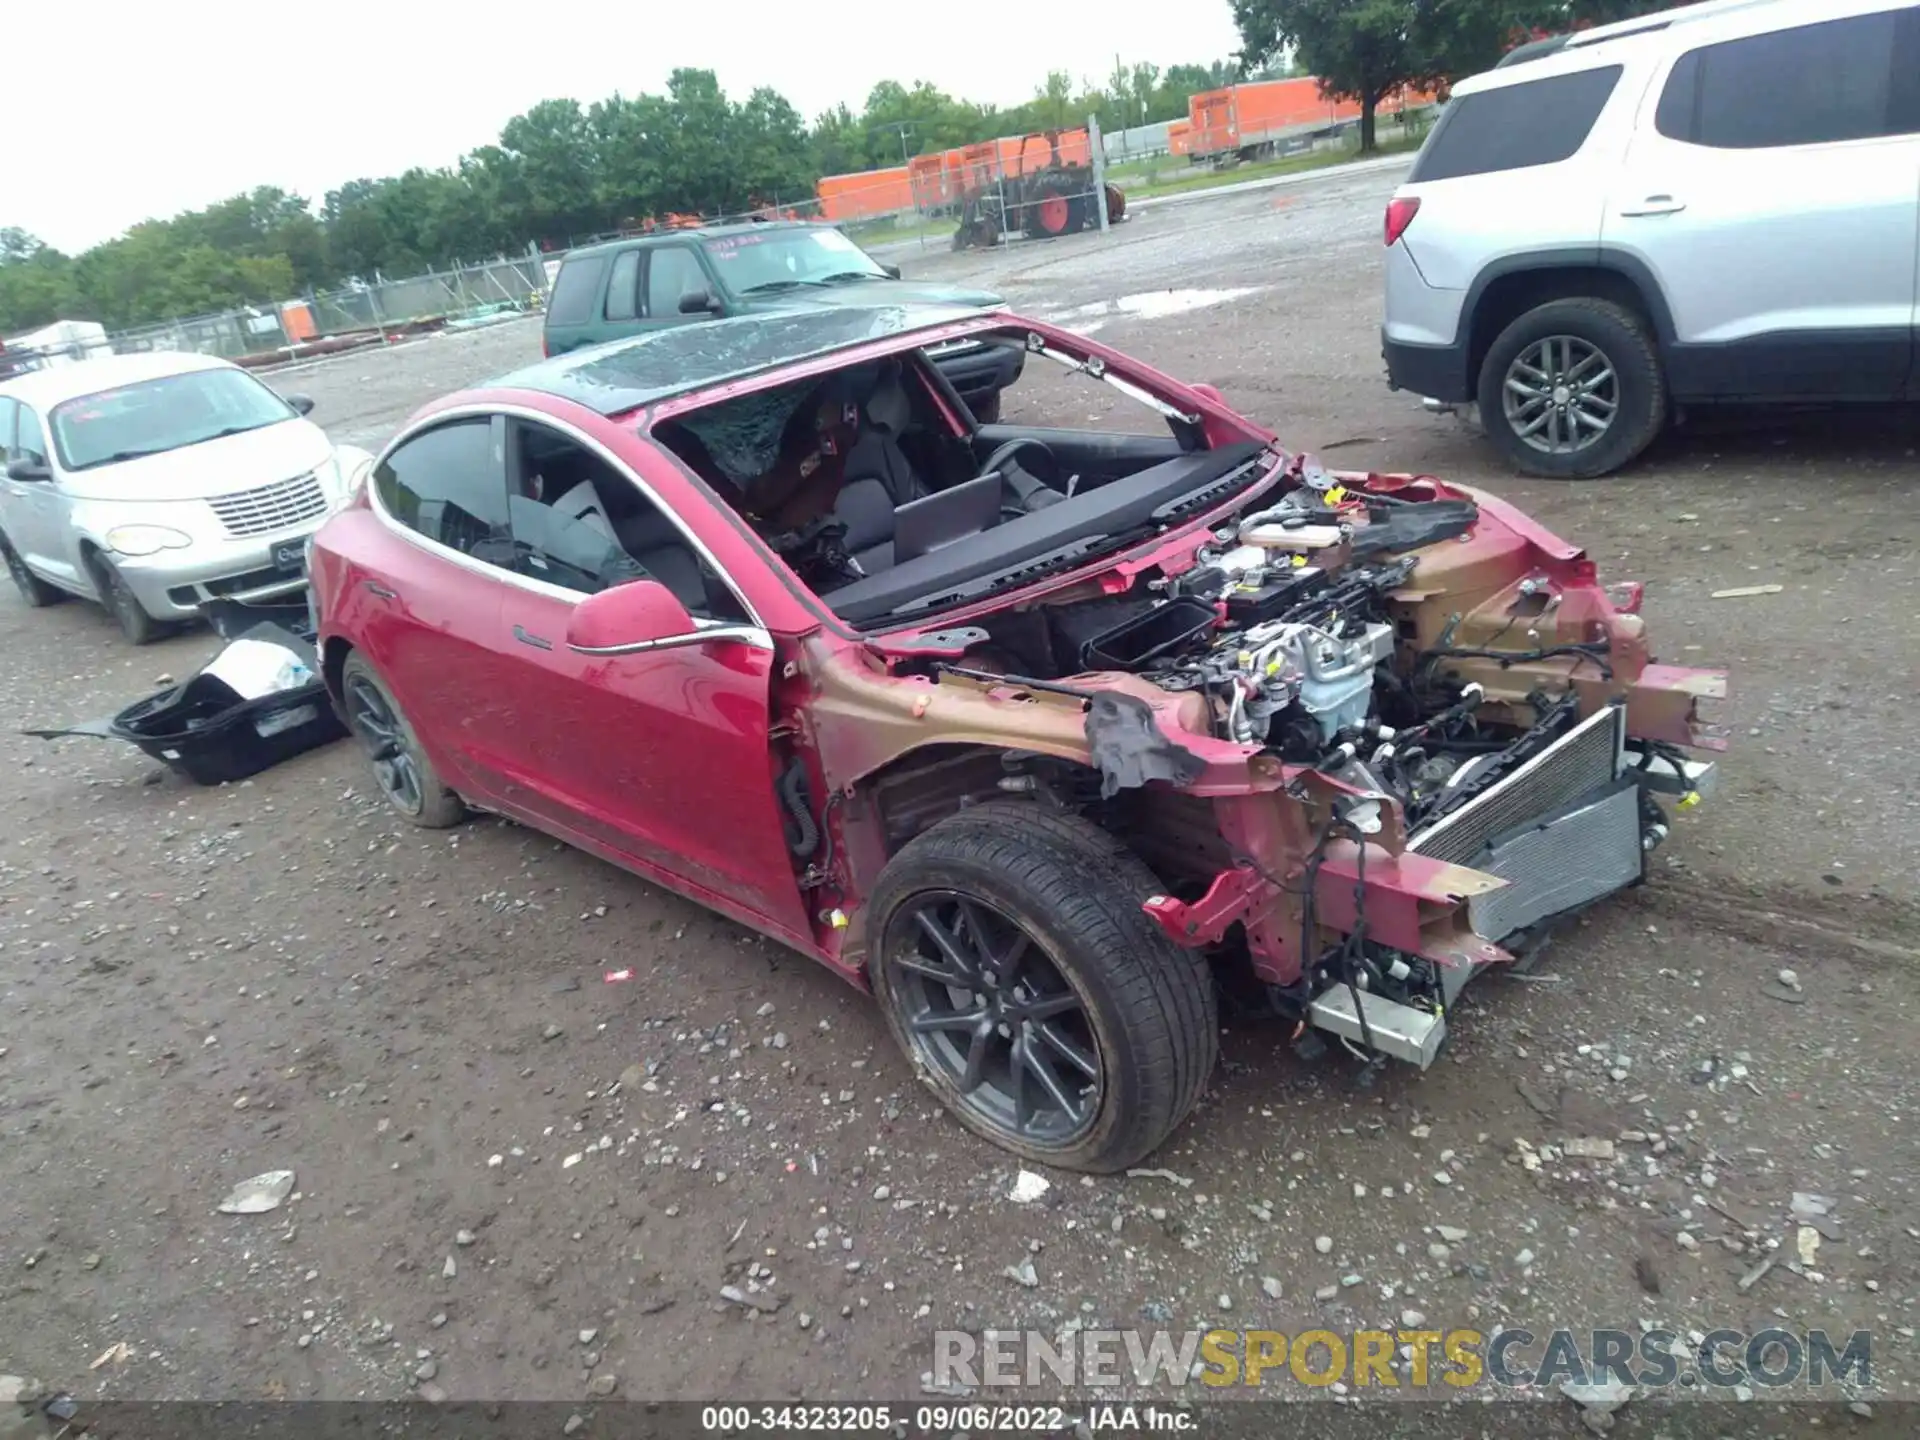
[104,524,193,556]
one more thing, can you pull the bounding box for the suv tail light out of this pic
[1384,196,1421,247]
[540,335,551,358]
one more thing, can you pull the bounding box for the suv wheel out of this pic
[1477,298,1666,479]
[866,800,1217,1172]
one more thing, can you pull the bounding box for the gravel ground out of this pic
[3,161,1917,1435]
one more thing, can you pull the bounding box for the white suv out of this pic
[1381,0,1920,477]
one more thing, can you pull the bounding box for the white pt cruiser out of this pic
[0,350,372,643]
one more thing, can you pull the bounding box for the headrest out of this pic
[863,360,911,435]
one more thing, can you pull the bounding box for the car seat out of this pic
[612,506,740,619]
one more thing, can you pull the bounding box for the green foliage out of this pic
[1,57,1236,336]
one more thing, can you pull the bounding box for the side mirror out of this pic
[881,263,902,280]
[678,288,721,316]
[286,393,316,416]
[565,578,766,657]
[1189,382,1227,407]
[5,457,50,482]
[565,579,698,654]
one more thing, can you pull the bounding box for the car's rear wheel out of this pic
[1,531,61,608]
[866,800,1217,1173]
[1477,298,1666,479]
[87,552,159,644]
[339,652,465,828]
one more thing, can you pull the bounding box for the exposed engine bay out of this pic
[897,458,1719,1071]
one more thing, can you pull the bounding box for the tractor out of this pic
[951,129,1127,250]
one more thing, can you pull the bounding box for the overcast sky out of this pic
[11,0,1241,254]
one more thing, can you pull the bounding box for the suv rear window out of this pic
[546,253,610,327]
[1409,65,1623,183]
[1654,10,1906,149]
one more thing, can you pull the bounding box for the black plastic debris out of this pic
[23,602,346,785]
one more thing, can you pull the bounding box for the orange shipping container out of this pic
[1189,78,1438,159]
[908,150,965,210]
[814,166,913,223]
[1168,118,1192,157]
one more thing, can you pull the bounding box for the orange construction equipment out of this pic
[814,166,914,223]
[950,128,1123,250]
[1187,78,1438,164]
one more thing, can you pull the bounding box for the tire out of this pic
[1476,297,1666,479]
[339,651,466,828]
[87,552,160,644]
[1,531,62,607]
[866,800,1217,1172]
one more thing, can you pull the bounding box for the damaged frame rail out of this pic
[813,643,1724,1074]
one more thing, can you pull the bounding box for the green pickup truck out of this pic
[540,220,1023,420]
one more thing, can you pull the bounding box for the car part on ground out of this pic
[20,614,345,785]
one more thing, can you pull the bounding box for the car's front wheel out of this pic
[87,552,160,644]
[1477,298,1666,479]
[866,800,1217,1172]
[339,651,466,828]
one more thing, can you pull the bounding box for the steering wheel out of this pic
[978,437,1065,517]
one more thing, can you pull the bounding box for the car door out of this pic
[477,413,811,941]
[355,414,524,804]
[641,244,720,329]
[5,402,79,583]
[1603,4,1920,400]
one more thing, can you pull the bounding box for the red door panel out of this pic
[483,586,810,940]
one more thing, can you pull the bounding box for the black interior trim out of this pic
[827,442,1266,623]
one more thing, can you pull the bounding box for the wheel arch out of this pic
[321,635,355,708]
[1463,249,1675,391]
[843,740,1109,864]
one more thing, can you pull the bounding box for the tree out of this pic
[8,48,1251,333]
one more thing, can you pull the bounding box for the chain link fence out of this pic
[93,253,551,367]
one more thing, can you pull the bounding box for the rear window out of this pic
[546,253,610,328]
[1408,65,1623,183]
[1654,10,1904,149]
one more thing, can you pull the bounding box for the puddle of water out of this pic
[1039,286,1267,335]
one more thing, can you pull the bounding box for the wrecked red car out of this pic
[308,304,1725,1172]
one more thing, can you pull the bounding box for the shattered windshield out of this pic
[702,228,889,294]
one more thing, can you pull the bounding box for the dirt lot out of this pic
[4,161,1918,1434]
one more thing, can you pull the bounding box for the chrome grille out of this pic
[207,473,328,538]
[1409,703,1626,866]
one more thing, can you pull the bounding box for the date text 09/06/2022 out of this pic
[698,1404,1184,1433]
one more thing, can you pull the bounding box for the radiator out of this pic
[1409,703,1640,941]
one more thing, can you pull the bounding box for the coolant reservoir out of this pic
[1239,521,1345,551]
